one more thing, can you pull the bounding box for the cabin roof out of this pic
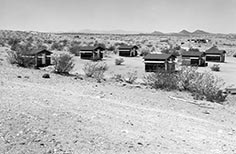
[118,45,138,49]
[80,46,105,51]
[181,51,204,57]
[205,46,226,54]
[144,53,175,60]
[23,49,52,56]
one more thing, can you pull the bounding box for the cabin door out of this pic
[42,53,46,64]
[190,59,199,66]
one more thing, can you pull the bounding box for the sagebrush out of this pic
[83,62,108,82]
[125,71,138,84]
[144,71,178,90]
[210,64,220,72]
[53,53,74,74]
[7,50,35,68]
[115,58,124,65]
[144,66,227,103]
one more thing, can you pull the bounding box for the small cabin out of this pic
[80,46,105,60]
[205,46,226,62]
[144,53,176,72]
[181,51,207,66]
[22,49,52,67]
[118,45,138,57]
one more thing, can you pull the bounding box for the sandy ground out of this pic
[73,54,236,86]
[72,55,146,80]
[198,57,236,87]
[1,48,236,153]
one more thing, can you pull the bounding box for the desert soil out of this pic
[1,48,236,154]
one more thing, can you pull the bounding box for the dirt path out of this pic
[1,65,236,154]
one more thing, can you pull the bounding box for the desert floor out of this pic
[73,54,236,86]
[1,48,236,154]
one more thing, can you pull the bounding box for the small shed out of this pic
[80,46,105,60]
[118,45,138,57]
[181,51,207,66]
[143,53,176,72]
[205,46,226,62]
[22,49,52,67]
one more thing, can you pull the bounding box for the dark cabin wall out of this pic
[119,48,138,57]
[36,51,52,67]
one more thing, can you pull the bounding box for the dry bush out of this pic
[7,50,35,68]
[125,71,138,84]
[115,58,124,65]
[112,74,124,82]
[144,66,227,103]
[69,45,80,56]
[52,53,74,74]
[177,66,199,90]
[210,64,220,72]
[8,41,50,68]
[178,66,227,103]
[83,62,108,82]
[140,47,150,57]
[187,71,226,103]
[143,71,178,90]
[7,50,23,65]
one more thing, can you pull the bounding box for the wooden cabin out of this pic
[80,46,105,60]
[181,51,207,66]
[205,46,226,62]
[118,45,138,57]
[144,54,176,72]
[22,49,52,67]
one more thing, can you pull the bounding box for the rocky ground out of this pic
[1,49,236,153]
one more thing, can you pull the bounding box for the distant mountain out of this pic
[151,31,164,35]
[179,30,192,35]
[192,30,210,35]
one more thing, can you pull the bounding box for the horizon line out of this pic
[0,28,235,35]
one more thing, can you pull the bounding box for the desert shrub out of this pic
[177,66,199,90]
[8,38,21,47]
[140,47,150,57]
[188,71,226,103]
[125,71,138,84]
[7,50,35,67]
[112,74,124,82]
[188,48,200,52]
[108,46,115,51]
[210,64,220,72]
[161,49,180,56]
[69,45,80,56]
[143,71,178,90]
[7,42,37,68]
[83,62,108,82]
[51,42,64,51]
[7,50,22,66]
[144,66,227,103]
[115,58,124,65]
[177,66,227,103]
[52,53,74,74]
[7,50,21,65]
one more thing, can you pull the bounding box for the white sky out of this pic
[0,0,236,33]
